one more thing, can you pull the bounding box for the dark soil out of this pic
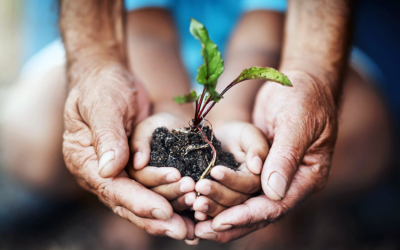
[149,126,240,182]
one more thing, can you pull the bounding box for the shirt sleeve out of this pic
[124,0,172,11]
[242,0,287,13]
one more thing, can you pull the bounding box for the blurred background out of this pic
[0,0,399,249]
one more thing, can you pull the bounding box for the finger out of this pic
[182,215,196,240]
[193,196,227,217]
[211,167,315,231]
[196,179,250,207]
[195,219,265,244]
[116,209,188,240]
[194,211,209,221]
[80,88,137,179]
[151,177,195,200]
[131,113,183,170]
[261,124,308,201]
[127,166,181,188]
[185,238,200,245]
[171,192,196,212]
[240,124,269,175]
[210,165,261,194]
[63,124,174,221]
[131,117,154,170]
[101,177,175,221]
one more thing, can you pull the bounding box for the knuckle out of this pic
[94,127,125,151]
[267,202,290,223]
[243,204,258,226]
[97,181,116,206]
[276,147,300,173]
[112,206,125,218]
[246,178,261,194]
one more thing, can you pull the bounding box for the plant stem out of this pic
[198,95,211,119]
[195,125,216,191]
[196,88,206,116]
[198,79,240,119]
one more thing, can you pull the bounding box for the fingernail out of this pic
[185,238,200,245]
[185,193,195,206]
[268,172,287,199]
[211,168,224,180]
[214,224,232,231]
[98,150,115,176]
[180,181,192,193]
[166,173,179,182]
[165,231,181,240]
[151,208,170,221]
[198,232,218,240]
[251,156,263,174]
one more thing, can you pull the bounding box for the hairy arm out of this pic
[281,0,351,101]
[60,0,127,86]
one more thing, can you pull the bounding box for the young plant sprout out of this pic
[173,18,293,181]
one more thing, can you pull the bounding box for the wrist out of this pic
[68,58,131,89]
[279,61,342,102]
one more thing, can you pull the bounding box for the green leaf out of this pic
[174,90,199,104]
[190,18,224,91]
[233,66,292,86]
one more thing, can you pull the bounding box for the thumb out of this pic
[131,117,155,170]
[85,95,135,178]
[93,115,131,178]
[261,125,308,201]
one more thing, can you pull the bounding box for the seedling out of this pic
[173,18,292,181]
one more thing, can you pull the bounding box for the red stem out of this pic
[196,88,207,116]
[194,124,216,168]
[198,96,212,118]
[199,79,240,119]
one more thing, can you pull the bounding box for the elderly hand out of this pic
[194,71,338,243]
[193,121,268,220]
[62,62,191,240]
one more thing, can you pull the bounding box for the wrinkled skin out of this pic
[194,71,338,243]
[62,63,194,240]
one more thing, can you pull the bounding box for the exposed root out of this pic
[203,119,214,142]
[195,124,216,196]
[184,144,209,155]
[172,128,190,134]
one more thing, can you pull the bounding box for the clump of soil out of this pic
[149,126,240,182]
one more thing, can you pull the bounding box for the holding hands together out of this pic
[59,0,350,245]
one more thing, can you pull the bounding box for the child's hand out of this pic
[193,121,269,220]
[127,112,197,212]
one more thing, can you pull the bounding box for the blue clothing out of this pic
[125,0,286,89]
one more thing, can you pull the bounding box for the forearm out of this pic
[209,11,284,124]
[60,0,127,87]
[280,0,352,100]
[126,9,192,116]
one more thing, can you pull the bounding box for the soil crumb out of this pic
[149,126,239,182]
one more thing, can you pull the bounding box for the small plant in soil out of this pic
[149,18,292,182]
